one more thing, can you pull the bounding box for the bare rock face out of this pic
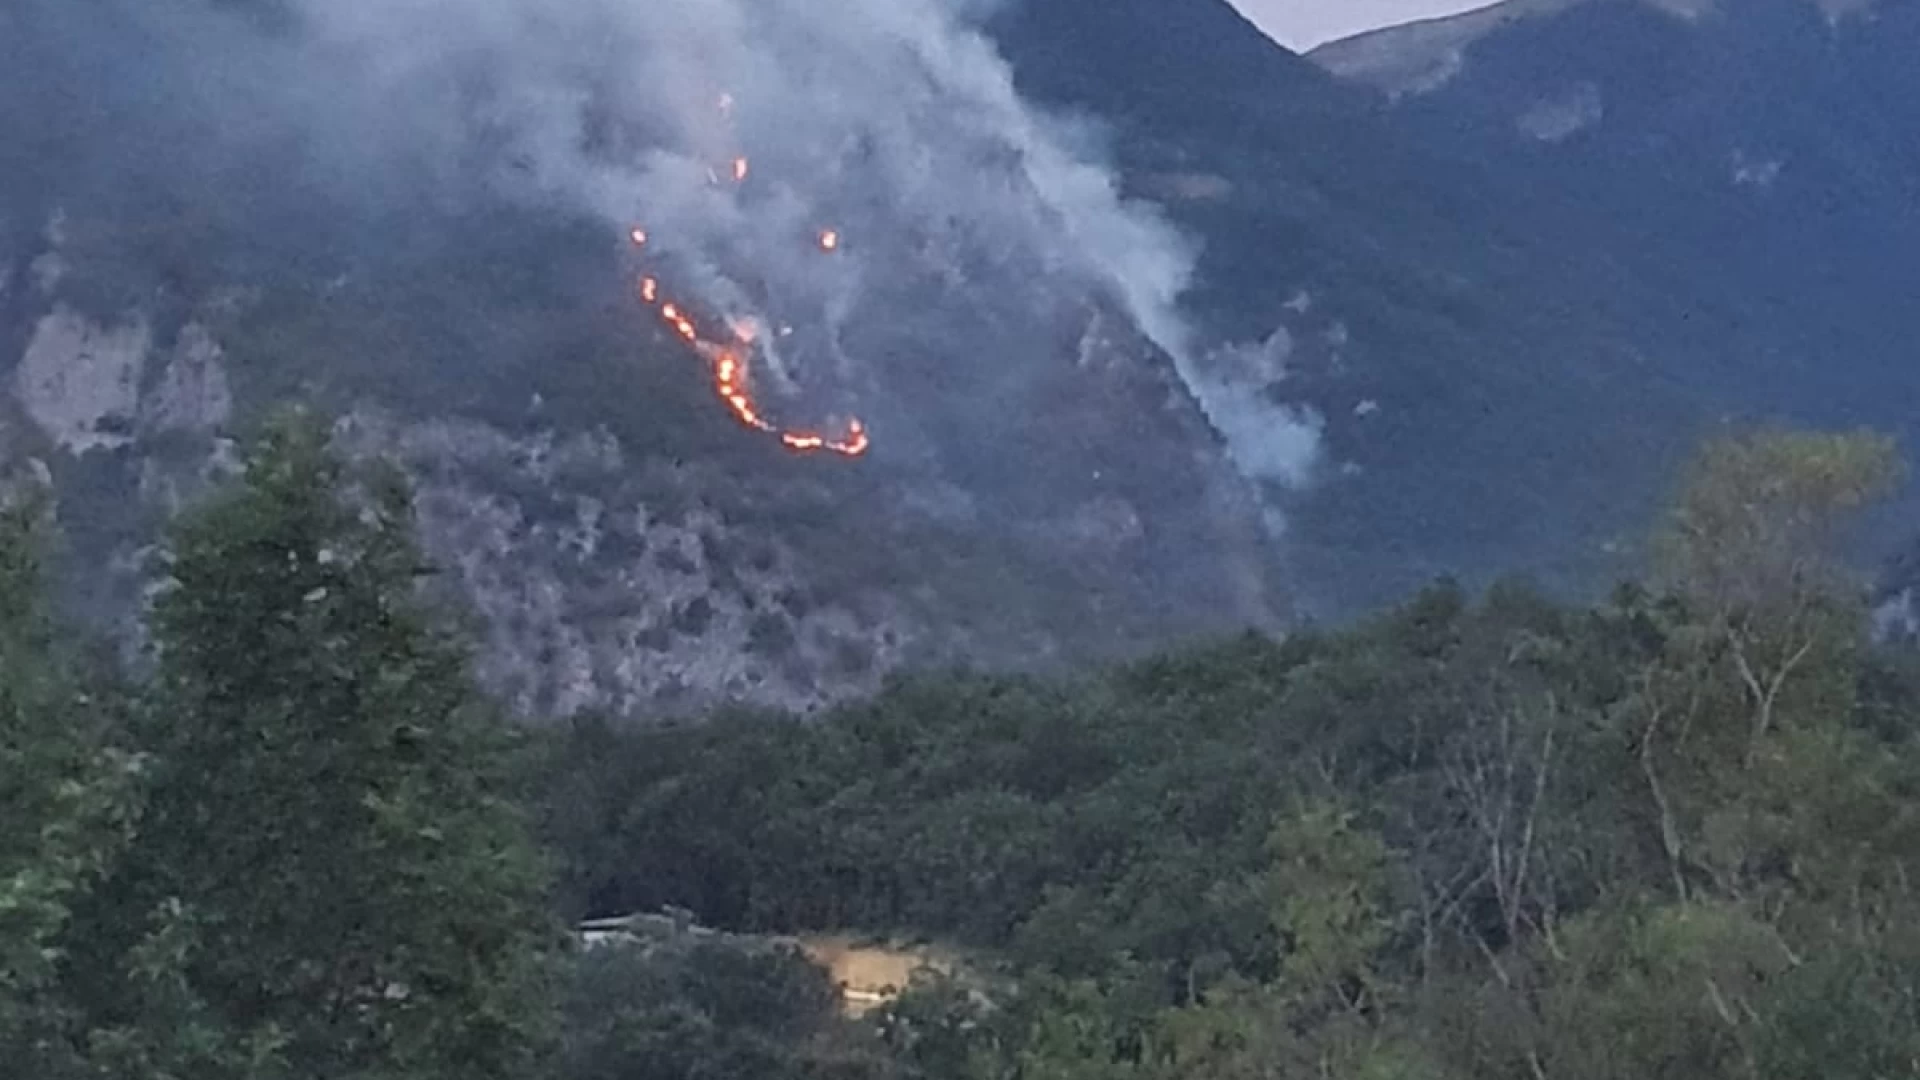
[334,411,927,717]
[1517,83,1604,142]
[1309,0,1591,98]
[0,288,921,716]
[144,324,233,437]
[13,311,234,453]
[0,203,1289,722]
[7,205,233,457]
[0,280,1268,721]
[1310,0,1885,100]
[15,306,149,453]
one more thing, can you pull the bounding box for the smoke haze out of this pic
[3,0,1318,492]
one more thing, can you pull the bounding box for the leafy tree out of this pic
[0,498,140,1077]
[100,412,557,1079]
[0,494,278,1080]
[1259,802,1396,1012]
[530,424,1920,1080]
[1652,427,1901,761]
[559,940,895,1080]
[1630,429,1905,904]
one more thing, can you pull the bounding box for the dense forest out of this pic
[6,413,1920,1078]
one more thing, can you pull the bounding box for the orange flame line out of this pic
[635,227,868,458]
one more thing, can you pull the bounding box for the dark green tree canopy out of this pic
[125,412,557,1079]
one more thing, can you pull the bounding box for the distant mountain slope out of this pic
[1305,0,1920,454]
[1312,0,1593,97]
[1312,0,1881,95]
[8,0,1918,705]
[981,0,1912,610]
[0,0,1298,717]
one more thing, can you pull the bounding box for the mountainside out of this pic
[1312,0,1920,284]
[1313,0,1880,93]
[986,0,1920,607]
[1312,0,1594,96]
[1306,0,1920,556]
[0,0,1298,718]
[6,0,1919,717]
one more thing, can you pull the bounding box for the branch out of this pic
[1639,702,1689,903]
[1703,976,1740,1029]
[1509,709,1557,941]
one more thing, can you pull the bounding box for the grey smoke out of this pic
[1196,328,1324,490]
[5,0,1319,491]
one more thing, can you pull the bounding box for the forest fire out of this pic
[622,87,868,459]
[630,227,869,458]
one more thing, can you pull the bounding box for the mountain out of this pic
[1311,0,1920,293]
[1019,0,1913,610]
[985,0,1914,608]
[1,0,1304,718]
[6,0,1917,719]
[1312,0,1594,96]
[1305,0,1920,556]
[1313,0,1878,94]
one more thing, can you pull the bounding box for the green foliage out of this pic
[33,411,560,1076]
[557,940,899,1080]
[7,412,1919,1080]
[0,500,140,1076]
[0,495,275,1079]
[1258,802,1396,1008]
[535,426,1920,1080]
[90,412,558,1079]
[1655,427,1903,615]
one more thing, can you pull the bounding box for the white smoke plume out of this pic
[8,0,1320,490]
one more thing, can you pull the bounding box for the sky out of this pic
[1227,0,1504,50]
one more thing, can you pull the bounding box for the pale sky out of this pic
[1227,0,1504,51]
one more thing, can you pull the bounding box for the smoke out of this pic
[1195,329,1324,491]
[4,0,1319,492]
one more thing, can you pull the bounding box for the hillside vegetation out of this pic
[4,414,1919,1079]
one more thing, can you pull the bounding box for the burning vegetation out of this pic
[627,94,869,459]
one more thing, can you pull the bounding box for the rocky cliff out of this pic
[0,205,1287,719]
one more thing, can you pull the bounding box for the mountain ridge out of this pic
[6,0,1919,715]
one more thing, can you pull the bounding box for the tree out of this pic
[112,412,557,1079]
[1653,427,1901,759]
[556,940,891,1080]
[1258,801,1397,1016]
[0,487,300,1080]
[1633,429,1905,903]
[0,497,141,1077]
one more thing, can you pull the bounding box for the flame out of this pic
[711,347,775,432]
[624,104,867,460]
[838,419,870,455]
[781,418,868,456]
[637,248,869,458]
[659,303,698,341]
